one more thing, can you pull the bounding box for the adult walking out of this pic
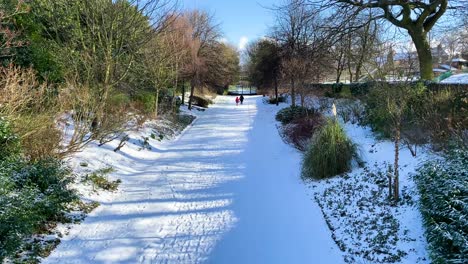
[240,95,244,105]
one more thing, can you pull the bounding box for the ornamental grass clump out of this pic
[302,118,360,179]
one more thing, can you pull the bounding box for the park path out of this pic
[44,96,343,264]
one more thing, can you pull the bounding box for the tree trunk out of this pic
[335,50,344,83]
[188,82,195,110]
[181,82,185,105]
[348,64,353,83]
[409,30,434,80]
[173,64,179,112]
[154,88,160,118]
[394,123,401,203]
[300,84,305,107]
[336,71,341,83]
[354,61,362,82]
[388,166,393,200]
[290,78,296,107]
[274,75,279,106]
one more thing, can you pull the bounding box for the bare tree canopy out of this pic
[307,0,468,80]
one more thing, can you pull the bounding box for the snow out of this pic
[439,64,457,71]
[42,94,433,263]
[308,122,430,263]
[452,58,467,62]
[286,95,430,263]
[43,96,344,264]
[440,73,468,84]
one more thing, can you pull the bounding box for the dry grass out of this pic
[0,65,62,160]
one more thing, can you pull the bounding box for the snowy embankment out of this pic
[43,96,344,264]
[308,123,430,263]
[294,96,431,263]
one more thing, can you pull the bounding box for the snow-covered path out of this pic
[44,96,343,264]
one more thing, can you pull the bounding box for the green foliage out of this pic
[349,82,371,96]
[11,0,71,82]
[417,87,468,147]
[364,95,393,138]
[327,82,371,97]
[134,91,156,113]
[16,37,64,82]
[247,39,281,89]
[0,158,77,261]
[362,81,465,148]
[83,167,120,191]
[332,82,344,94]
[110,92,131,107]
[364,82,427,139]
[0,117,20,161]
[415,149,468,263]
[302,119,360,179]
[275,106,316,125]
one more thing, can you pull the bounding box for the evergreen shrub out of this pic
[415,149,468,263]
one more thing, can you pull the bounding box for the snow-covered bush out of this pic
[266,94,287,104]
[0,122,77,261]
[0,167,43,260]
[415,149,468,263]
[279,115,325,151]
[336,100,366,125]
[0,158,77,261]
[275,105,317,125]
[302,119,360,179]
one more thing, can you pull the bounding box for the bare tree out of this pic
[349,19,379,82]
[66,0,174,107]
[440,29,465,62]
[180,10,221,110]
[166,15,191,109]
[37,0,178,153]
[141,30,176,117]
[308,0,468,80]
[331,36,349,83]
[272,0,319,106]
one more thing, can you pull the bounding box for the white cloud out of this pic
[238,36,249,51]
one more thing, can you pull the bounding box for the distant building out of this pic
[373,44,467,81]
[451,57,468,70]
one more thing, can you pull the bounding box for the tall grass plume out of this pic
[302,118,360,179]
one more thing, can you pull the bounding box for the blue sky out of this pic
[181,0,281,50]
